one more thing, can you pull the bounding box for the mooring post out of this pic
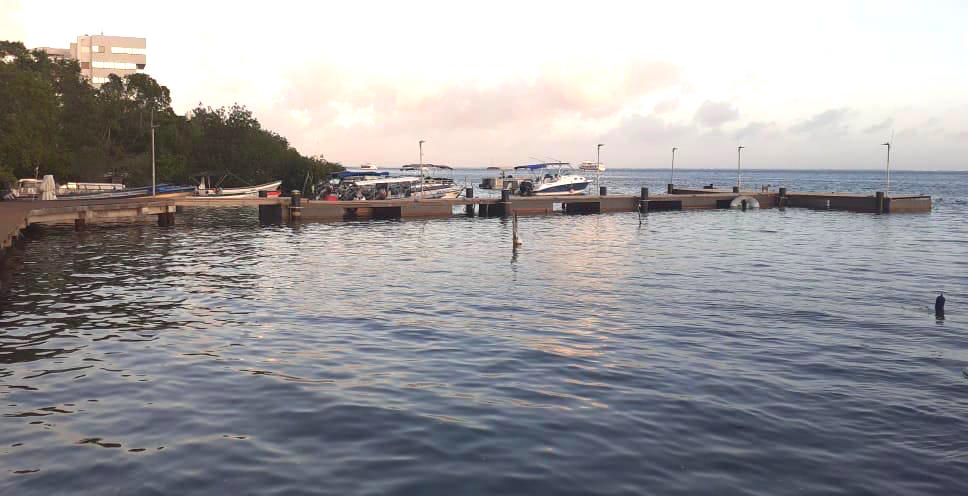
[732,186,740,193]
[936,292,945,319]
[75,218,86,231]
[290,190,302,222]
[778,187,787,208]
[741,199,748,211]
[599,186,607,196]
[876,191,885,214]
[465,187,475,217]
[639,187,649,213]
[667,183,674,194]
[500,188,511,217]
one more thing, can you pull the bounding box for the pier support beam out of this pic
[289,190,302,222]
[75,218,86,231]
[599,186,607,196]
[259,204,283,224]
[465,188,475,217]
[876,191,885,214]
[157,212,175,227]
[778,187,787,208]
[498,189,512,217]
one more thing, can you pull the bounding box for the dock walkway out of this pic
[1,187,932,257]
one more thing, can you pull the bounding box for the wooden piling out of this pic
[600,186,607,196]
[290,190,302,221]
[732,186,740,193]
[639,187,649,213]
[500,189,511,217]
[667,183,674,194]
[465,187,475,216]
[876,191,885,214]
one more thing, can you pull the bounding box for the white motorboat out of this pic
[401,164,462,199]
[579,160,606,173]
[192,172,282,197]
[514,162,590,196]
[358,163,378,170]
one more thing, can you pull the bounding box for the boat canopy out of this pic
[514,162,570,170]
[336,171,390,178]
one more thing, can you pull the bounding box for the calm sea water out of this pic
[2,169,967,495]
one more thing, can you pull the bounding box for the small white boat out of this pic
[192,172,282,198]
[579,160,606,173]
[358,163,378,170]
[514,162,590,196]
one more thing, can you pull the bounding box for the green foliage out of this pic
[0,40,341,191]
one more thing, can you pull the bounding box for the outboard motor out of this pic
[519,181,534,196]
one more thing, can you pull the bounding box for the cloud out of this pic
[789,108,850,135]
[694,100,739,127]
[653,98,679,114]
[734,121,777,140]
[863,117,894,134]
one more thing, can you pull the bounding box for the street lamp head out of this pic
[672,147,678,152]
[598,143,604,148]
[419,140,425,145]
[881,142,890,146]
[738,146,745,150]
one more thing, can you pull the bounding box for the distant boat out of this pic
[358,163,378,170]
[579,161,606,173]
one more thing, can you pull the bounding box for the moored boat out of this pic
[514,162,590,196]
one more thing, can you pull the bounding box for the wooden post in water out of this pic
[732,186,740,193]
[876,191,885,214]
[465,187,475,217]
[639,187,649,213]
[599,186,607,196]
[512,212,522,251]
[778,187,787,208]
[290,190,302,222]
[667,183,674,194]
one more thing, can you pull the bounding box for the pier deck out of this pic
[1,187,933,257]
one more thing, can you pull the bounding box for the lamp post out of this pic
[597,143,604,168]
[418,139,425,199]
[150,109,157,196]
[881,141,891,195]
[736,146,745,190]
[670,147,678,184]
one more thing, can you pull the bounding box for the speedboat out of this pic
[400,164,462,199]
[514,162,590,196]
[321,171,421,200]
[579,161,606,173]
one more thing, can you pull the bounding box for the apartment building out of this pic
[38,34,146,87]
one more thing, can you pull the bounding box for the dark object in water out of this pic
[935,292,945,319]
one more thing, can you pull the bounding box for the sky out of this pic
[2,0,966,169]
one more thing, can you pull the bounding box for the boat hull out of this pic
[532,181,590,196]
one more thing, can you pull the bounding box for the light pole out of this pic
[670,147,678,184]
[881,141,891,195]
[150,109,157,196]
[418,139,425,199]
[736,146,745,190]
[597,143,604,167]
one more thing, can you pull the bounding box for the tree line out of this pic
[0,41,341,191]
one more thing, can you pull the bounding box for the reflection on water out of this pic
[1,170,967,495]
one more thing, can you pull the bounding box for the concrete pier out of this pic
[0,187,934,259]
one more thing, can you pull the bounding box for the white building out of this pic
[38,34,146,87]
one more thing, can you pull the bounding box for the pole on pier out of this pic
[151,110,157,196]
[778,187,787,208]
[639,187,649,213]
[465,187,475,217]
[500,188,511,217]
[599,186,607,196]
[875,191,885,214]
[741,199,748,211]
[512,212,522,250]
[736,145,744,191]
[936,292,945,320]
[882,141,891,196]
[670,147,677,184]
[732,186,740,193]
[667,183,674,194]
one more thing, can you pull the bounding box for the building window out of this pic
[92,61,137,70]
[92,76,111,84]
[91,45,103,53]
[111,47,146,55]
[136,63,146,69]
